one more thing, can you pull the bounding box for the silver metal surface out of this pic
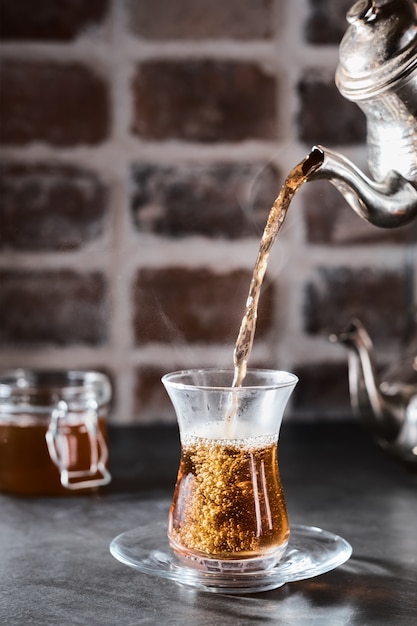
[331,319,417,467]
[309,0,417,227]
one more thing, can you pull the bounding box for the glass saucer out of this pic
[110,522,352,594]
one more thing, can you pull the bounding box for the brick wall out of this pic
[1,0,416,424]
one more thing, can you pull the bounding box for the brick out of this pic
[133,267,274,344]
[303,180,417,245]
[131,60,277,142]
[305,0,353,45]
[134,366,176,423]
[292,362,351,417]
[297,72,366,145]
[0,270,108,346]
[0,0,109,41]
[130,162,281,238]
[0,162,109,250]
[0,60,110,146]
[303,266,411,344]
[126,0,274,40]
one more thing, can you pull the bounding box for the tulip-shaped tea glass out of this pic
[162,368,298,573]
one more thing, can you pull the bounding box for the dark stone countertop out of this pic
[1,421,416,625]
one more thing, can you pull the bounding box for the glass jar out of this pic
[0,369,112,496]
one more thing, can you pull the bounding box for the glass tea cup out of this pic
[162,368,298,573]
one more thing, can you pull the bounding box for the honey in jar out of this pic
[0,369,111,496]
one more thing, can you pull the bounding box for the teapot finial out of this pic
[308,0,417,227]
[346,0,377,24]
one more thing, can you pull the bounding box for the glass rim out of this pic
[161,368,298,391]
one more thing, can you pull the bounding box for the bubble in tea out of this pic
[168,422,289,565]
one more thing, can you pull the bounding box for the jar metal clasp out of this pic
[46,399,111,490]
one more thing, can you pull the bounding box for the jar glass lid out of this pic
[0,369,112,413]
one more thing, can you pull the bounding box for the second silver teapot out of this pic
[332,320,417,469]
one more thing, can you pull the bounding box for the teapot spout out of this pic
[308,145,417,228]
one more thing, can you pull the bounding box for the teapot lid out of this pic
[336,0,417,99]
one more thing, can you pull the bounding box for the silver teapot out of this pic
[309,0,417,468]
[331,320,417,469]
[309,0,417,227]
